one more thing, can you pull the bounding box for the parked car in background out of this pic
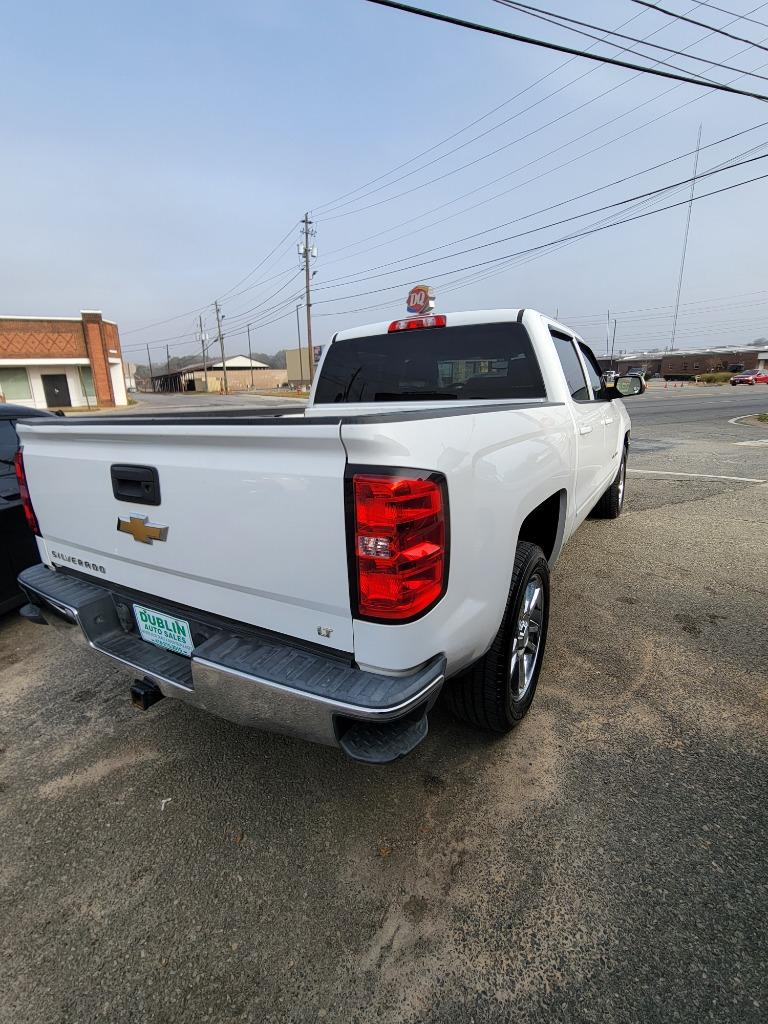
[625,366,647,379]
[730,368,768,385]
[0,404,59,613]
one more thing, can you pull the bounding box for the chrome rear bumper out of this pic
[18,564,445,763]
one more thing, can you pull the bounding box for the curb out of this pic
[727,414,768,426]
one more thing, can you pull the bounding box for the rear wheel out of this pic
[592,446,627,519]
[445,541,549,733]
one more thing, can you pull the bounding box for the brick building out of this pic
[0,310,127,409]
[599,344,768,380]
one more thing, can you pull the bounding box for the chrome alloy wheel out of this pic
[510,575,544,702]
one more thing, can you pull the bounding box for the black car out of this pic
[0,403,59,613]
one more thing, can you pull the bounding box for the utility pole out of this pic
[300,213,316,384]
[146,344,154,393]
[610,319,618,366]
[199,314,209,393]
[247,323,254,389]
[670,124,702,352]
[295,303,304,383]
[214,300,228,395]
[166,344,171,392]
[605,310,611,359]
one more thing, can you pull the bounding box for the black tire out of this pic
[592,446,627,519]
[445,541,549,733]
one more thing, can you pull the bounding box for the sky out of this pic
[3,0,768,364]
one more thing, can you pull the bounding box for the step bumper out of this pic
[18,564,445,762]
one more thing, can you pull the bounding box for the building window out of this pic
[0,367,32,400]
[79,366,96,397]
[682,363,688,370]
[693,363,700,370]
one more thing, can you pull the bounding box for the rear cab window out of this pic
[314,321,546,403]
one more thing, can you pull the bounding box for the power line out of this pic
[693,0,768,29]
[315,287,768,326]
[214,221,300,302]
[310,70,768,328]
[310,168,768,308]
[120,278,304,352]
[130,305,302,362]
[318,0,732,218]
[320,71,768,264]
[321,4,768,225]
[121,286,306,354]
[361,0,768,100]
[314,150,768,290]
[319,122,768,278]
[217,269,304,327]
[312,5,654,214]
[669,124,703,349]
[630,0,768,52]
[315,0,754,218]
[564,288,768,320]
[120,221,299,336]
[493,0,768,80]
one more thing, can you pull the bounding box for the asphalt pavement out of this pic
[1,387,766,1024]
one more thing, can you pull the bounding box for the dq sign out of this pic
[406,284,435,315]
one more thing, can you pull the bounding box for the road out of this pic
[627,386,768,482]
[629,383,768,430]
[1,388,766,1024]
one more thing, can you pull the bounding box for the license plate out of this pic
[133,604,194,657]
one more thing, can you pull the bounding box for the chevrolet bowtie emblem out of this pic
[117,514,169,545]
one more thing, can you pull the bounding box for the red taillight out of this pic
[14,449,40,536]
[388,315,446,333]
[352,473,447,621]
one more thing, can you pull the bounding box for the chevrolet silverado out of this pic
[15,308,644,763]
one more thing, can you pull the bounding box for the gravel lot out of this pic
[1,388,766,1024]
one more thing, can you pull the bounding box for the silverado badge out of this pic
[117,514,169,545]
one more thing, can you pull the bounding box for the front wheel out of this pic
[592,447,627,519]
[444,541,550,733]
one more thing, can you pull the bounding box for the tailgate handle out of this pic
[111,465,161,506]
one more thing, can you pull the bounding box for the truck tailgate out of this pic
[18,419,353,651]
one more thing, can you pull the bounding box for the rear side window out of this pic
[550,331,589,401]
[314,322,545,403]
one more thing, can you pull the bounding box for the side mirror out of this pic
[614,374,646,398]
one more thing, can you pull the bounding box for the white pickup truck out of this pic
[16,309,644,763]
